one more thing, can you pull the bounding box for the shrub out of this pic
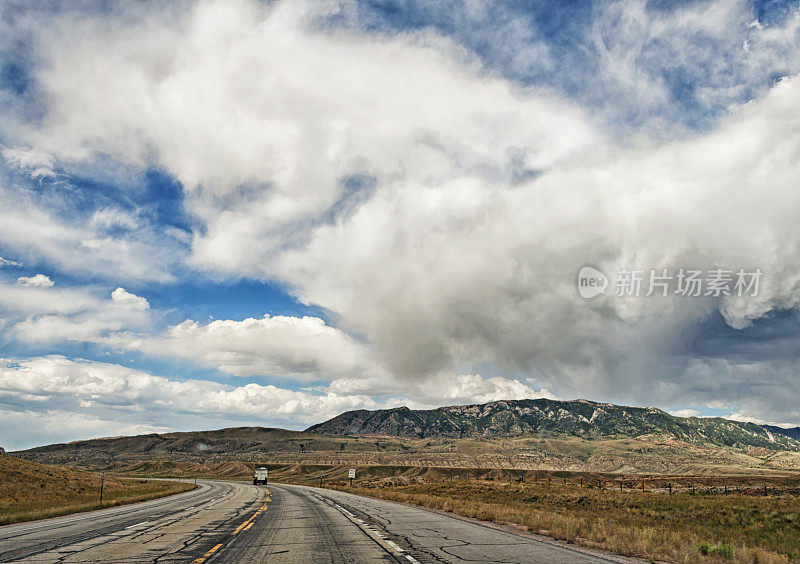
[699,542,733,558]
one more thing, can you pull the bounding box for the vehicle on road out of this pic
[253,466,268,485]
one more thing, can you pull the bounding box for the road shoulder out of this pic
[304,485,650,564]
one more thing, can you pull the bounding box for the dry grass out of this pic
[0,454,195,525]
[333,478,800,563]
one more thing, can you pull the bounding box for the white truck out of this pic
[253,466,268,485]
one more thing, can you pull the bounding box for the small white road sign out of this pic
[348,468,356,479]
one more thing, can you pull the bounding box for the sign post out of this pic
[348,468,356,487]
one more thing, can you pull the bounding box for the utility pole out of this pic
[99,472,105,503]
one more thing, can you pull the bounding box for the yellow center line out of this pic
[189,489,271,563]
[232,489,271,535]
[191,543,222,564]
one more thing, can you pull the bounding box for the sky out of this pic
[1,0,800,450]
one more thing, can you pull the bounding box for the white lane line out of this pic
[315,494,422,564]
[385,540,404,552]
[125,521,150,529]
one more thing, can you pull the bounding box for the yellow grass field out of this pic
[0,455,195,525]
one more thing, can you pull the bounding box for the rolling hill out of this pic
[0,454,193,524]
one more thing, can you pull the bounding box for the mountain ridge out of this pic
[307,398,800,451]
[762,424,800,441]
[12,398,800,474]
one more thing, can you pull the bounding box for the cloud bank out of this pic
[1,0,800,447]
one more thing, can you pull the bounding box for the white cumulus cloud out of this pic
[129,315,383,381]
[0,355,393,449]
[111,287,150,310]
[17,274,54,288]
[4,279,152,344]
[668,409,701,419]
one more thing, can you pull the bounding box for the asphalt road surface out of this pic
[0,481,633,563]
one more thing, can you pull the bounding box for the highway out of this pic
[0,481,634,563]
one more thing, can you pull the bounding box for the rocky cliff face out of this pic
[307,398,800,451]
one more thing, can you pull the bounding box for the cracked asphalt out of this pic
[0,481,636,563]
[0,480,264,563]
[213,484,628,563]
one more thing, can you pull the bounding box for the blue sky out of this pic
[1,0,800,449]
